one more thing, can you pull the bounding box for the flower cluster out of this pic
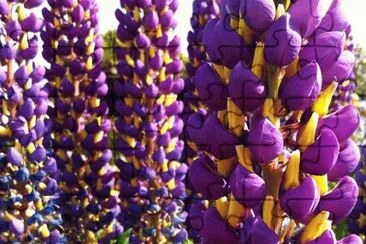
[0,0,63,242]
[114,0,187,242]
[182,0,220,165]
[187,0,363,243]
[41,0,122,241]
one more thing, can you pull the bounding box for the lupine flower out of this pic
[0,1,63,242]
[41,0,121,241]
[114,0,187,242]
[187,0,362,243]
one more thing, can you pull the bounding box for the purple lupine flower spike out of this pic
[0,1,63,242]
[41,0,121,241]
[115,0,187,242]
[186,0,361,243]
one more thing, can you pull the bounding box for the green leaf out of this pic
[183,239,194,244]
[117,228,133,244]
[333,220,348,239]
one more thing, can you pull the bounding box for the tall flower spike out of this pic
[0,1,64,242]
[188,0,361,242]
[115,0,187,242]
[183,0,220,165]
[41,0,121,242]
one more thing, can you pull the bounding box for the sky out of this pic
[98,0,366,53]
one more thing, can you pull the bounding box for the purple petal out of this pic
[240,0,275,32]
[280,176,320,223]
[7,148,24,166]
[301,128,339,175]
[328,139,360,181]
[316,176,359,223]
[187,111,240,159]
[317,105,360,143]
[264,14,302,66]
[230,165,267,208]
[194,62,228,110]
[280,61,322,111]
[300,31,346,71]
[315,0,350,35]
[201,208,239,243]
[229,61,266,112]
[305,230,336,244]
[337,234,363,244]
[248,113,283,164]
[322,50,355,86]
[289,0,333,38]
[189,155,228,200]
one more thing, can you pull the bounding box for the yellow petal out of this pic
[163,51,172,65]
[227,99,244,136]
[235,145,253,172]
[17,5,26,21]
[217,109,228,127]
[156,25,163,38]
[28,115,36,129]
[267,65,286,99]
[133,7,140,22]
[300,211,331,243]
[230,18,239,30]
[238,15,253,44]
[312,175,328,195]
[0,126,12,137]
[39,224,50,238]
[263,195,275,229]
[125,54,135,67]
[297,112,319,151]
[86,56,93,71]
[276,4,286,19]
[164,94,177,107]
[216,197,230,218]
[285,57,300,78]
[20,33,29,50]
[27,142,35,154]
[262,98,279,125]
[167,179,175,190]
[283,150,301,190]
[217,157,236,177]
[94,131,104,144]
[160,116,175,134]
[312,82,338,116]
[251,42,265,79]
[227,195,245,228]
[35,199,44,211]
[87,42,95,55]
[84,9,90,20]
[159,67,166,82]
